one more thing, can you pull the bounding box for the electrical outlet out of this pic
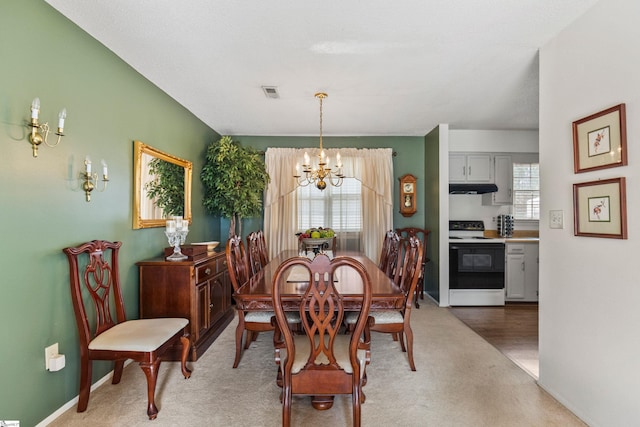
[45,343,58,370]
[549,210,564,229]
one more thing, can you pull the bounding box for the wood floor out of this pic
[449,303,539,378]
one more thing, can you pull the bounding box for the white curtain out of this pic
[264,147,393,260]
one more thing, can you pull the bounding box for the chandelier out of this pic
[294,92,344,190]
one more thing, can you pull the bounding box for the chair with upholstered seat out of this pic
[62,240,191,420]
[346,236,422,371]
[271,254,373,427]
[226,235,300,368]
[396,227,430,308]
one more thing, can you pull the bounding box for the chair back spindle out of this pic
[246,232,264,277]
[226,235,250,292]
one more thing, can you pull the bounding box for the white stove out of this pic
[449,220,505,243]
[449,220,506,306]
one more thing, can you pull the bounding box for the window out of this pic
[513,162,540,220]
[297,177,362,232]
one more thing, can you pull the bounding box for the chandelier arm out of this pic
[327,172,344,187]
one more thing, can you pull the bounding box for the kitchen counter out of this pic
[483,229,539,241]
[505,237,540,242]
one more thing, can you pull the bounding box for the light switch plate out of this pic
[549,210,564,229]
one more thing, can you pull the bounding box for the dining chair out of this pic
[396,227,430,308]
[271,254,373,427]
[378,230,393,270]
[256,229,269,266]
[381,230,401,280]
[62,240,192,420]
[246,231,264,277]
[226,235,300,368]
[345,236,423,371]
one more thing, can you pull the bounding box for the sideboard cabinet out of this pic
[137,251,234,361]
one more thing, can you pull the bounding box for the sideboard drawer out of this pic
[196,260,217,283]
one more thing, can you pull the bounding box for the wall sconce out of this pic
[27,97,67,157]
[81,156,109,202]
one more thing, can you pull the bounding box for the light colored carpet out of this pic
[48,300,586,426]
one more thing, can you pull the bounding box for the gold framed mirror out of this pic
[133,140,192,229]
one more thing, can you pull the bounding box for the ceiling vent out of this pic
[262,86,280,99]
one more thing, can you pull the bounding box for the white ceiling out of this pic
[45,0,598,137]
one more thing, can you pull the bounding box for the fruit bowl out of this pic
[300,237,333,247]
[192,241,220,251]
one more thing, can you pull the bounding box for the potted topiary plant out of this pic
[200,135,270,238]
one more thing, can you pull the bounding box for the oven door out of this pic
[449,243,505,290]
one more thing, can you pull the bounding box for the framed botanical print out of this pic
[399,174,417,217]
[573,177,627,239]
[572,104,627,173]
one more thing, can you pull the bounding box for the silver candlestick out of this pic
[165,217,189,261]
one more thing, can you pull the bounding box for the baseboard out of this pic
[449,289,505,306]
[35,361,132,427]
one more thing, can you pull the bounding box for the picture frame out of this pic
[573,177,627,239]
[572,104,627,173]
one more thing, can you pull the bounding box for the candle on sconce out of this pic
[31,97,40,120]
[58,108,67,130]
[85,156,92,174]
[101,159,108,178]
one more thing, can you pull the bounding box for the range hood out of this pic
[449,183,498,194]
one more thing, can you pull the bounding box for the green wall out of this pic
[423,127,442,302]
[0,1,221,425]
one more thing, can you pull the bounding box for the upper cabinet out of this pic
[449,153,492,183]
[482,155,513,205]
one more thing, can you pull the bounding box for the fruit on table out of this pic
[298,227,335,240]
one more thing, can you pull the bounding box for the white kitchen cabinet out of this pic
[449,153,492,183]
[482,155,512,205]
[505,242,538,302]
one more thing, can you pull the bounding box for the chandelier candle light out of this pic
[165,216,189,261]
[294,92,345,190]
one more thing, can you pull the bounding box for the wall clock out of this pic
[399,173,417,217]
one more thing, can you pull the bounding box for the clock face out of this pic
[403,182,414,194]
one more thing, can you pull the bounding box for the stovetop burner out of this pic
[449,220,485,231]
[449,220,499,241]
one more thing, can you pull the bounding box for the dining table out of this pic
[233,250,405,312]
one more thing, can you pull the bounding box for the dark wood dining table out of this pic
[233,250,405,312]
